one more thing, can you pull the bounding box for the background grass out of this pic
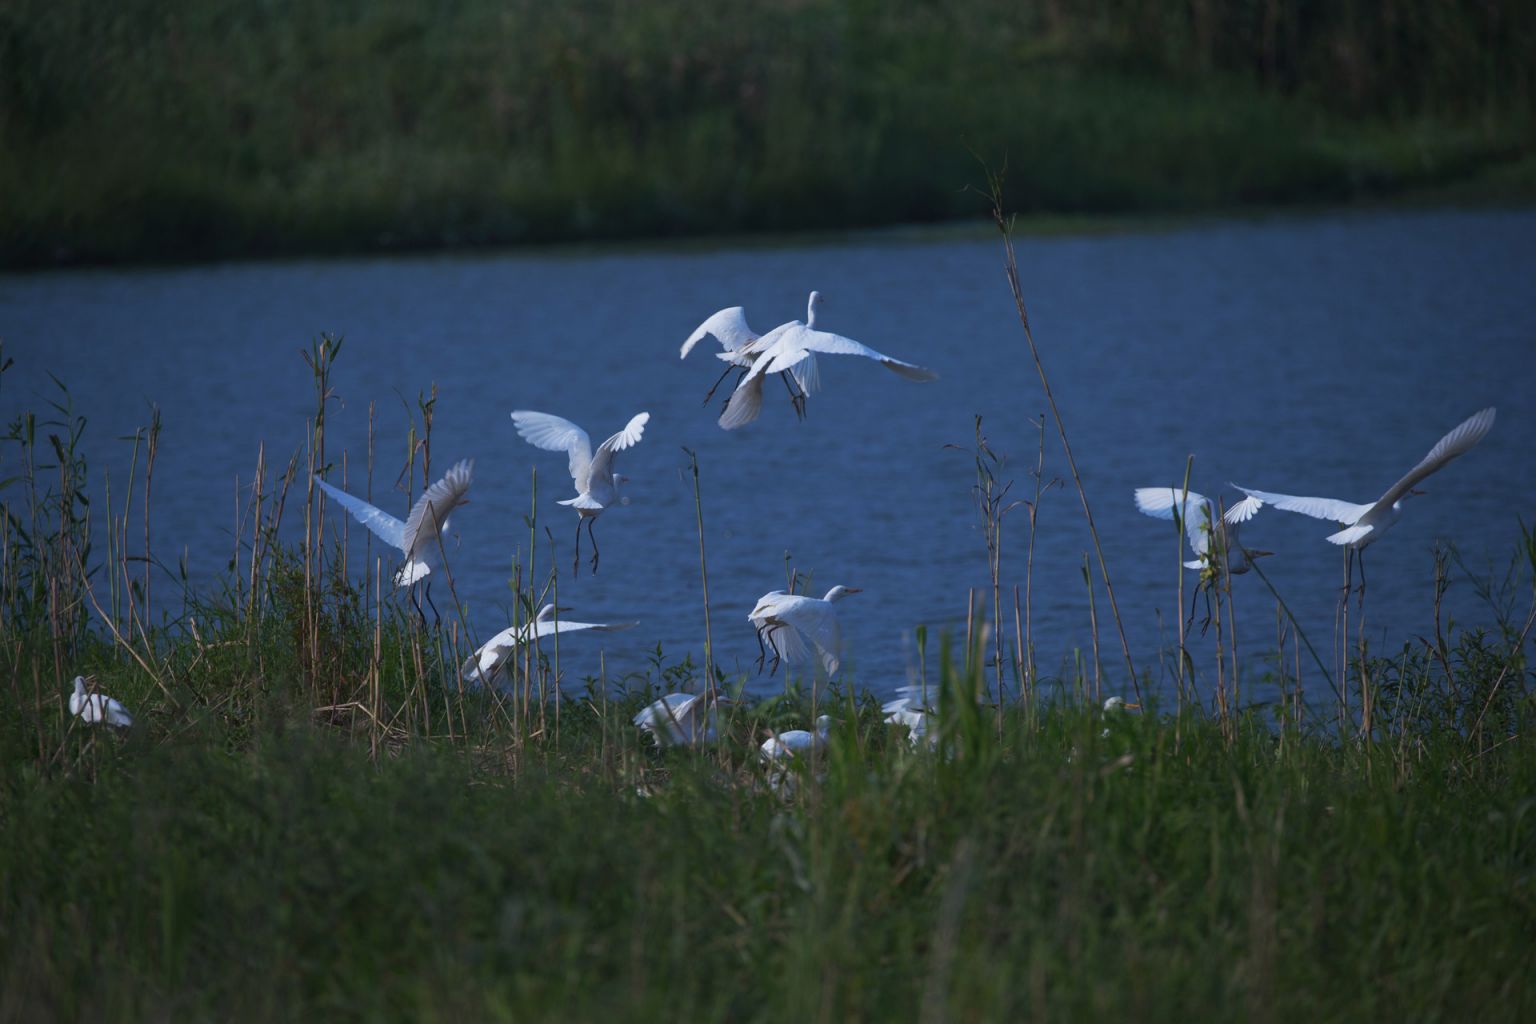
[3,0,1534,267]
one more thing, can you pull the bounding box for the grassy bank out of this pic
[3,0,1534,268]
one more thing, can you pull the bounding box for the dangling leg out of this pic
[587,517,601,574]
[753,622,769,672]
[702,364,742,406]
[1356,550,1368,600]
[424,581,442,627]
[571,518,583,577]
[411,585,430,628]
[779,371,806,420]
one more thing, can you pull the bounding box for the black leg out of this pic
[424,581,442,627]
[753,622,770,672]
[587,518,600,574]
[411,586,429,628]
[1357,550,1368,599]
[701,363,738,406]
[779,371,806,420]
[572,518,582,577]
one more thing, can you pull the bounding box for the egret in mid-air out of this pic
[461,604,638,689]
[748,585,862,676]
[1133,487,1269,576]
[313,458,473,621]
[882,690,937,750]
[718,291,937,430]
[1233,406,1496,591]
[680,302,820,415]
[512,410,649,575]
[633,691,728,748]
[69,676,134,728]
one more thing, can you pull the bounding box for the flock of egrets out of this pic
[65,287,1496,770]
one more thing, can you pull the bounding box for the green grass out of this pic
[2,0,1533,267]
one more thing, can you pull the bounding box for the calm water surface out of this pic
[4,208,1534,706]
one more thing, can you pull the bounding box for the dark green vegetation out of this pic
[4,0,1534,267]
[3,351,1535,1021]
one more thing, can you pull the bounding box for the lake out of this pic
[4,207,1534,708]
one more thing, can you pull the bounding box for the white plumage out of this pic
[1133,487,1269,575]
[512,410,649,573]
[313,459,473,588]
[1233,407,1496,549]
[748,585,862,676]
[718,291,937,430]
[759,715,832,761]
[633,692,725,748]
[69,676,134,728]
[461,604,638,688]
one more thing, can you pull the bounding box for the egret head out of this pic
[1102,696,1141,713]
[72,675,87,697]
[814,714,833,731]
[822,585,862,602]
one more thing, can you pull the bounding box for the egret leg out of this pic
[571,518,583,577]
[1357,550,1368,599]
[424,581,442,627]
[701,364,741,406]
[752,622,769,672]
[587,518,600,574]
[411,586,430,628]
[779,371,807,420]
[765,627,784,676]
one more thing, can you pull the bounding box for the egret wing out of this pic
[402,459,472,560]
[765,326,938,381]
[1375,407,1496,509]
[681,307,758,358]
[512,411,593,485]
[314,476,407,552]
[783,601,843,676]
[1134,487,1216,555]
[1231,485,1373,526]
[585,412,649,490]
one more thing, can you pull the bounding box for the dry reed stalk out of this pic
[1080,554,1102,703]
[988,178,1139,702]
[682,448,716,702]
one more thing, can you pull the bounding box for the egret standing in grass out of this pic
[69,676,134,728]
[717,291,937,430]
[511,410,649,575]
[680,301,820,414]
[1233,407,1496,593]
[461,604,638,689]
[748,585,862,676]
[313,458,473,622]
[759,715,832,761]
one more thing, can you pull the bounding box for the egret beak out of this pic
[1124,702,1142,711]
[1250,550,1275,559]
[845,587,864,594]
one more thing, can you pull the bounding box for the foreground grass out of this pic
[3,658,1535,1021]
[4,0,1533,267]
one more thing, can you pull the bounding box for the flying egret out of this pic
[717,291,937,430]
[634,691,727,748]
[69,676,134,728]
[1233,406,1496,592]
[511,410,649,575]
[759,715,832,762]
[1133,488,1270,576]
[748,585,862,676]
[313,459,473,621]
[680,303,820,414]
[461,604,638,688]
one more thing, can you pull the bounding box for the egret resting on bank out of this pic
[1133,487,1270,576]
[718,291,938,430]
[1233,406,1496,592]
[313,458,473,621]
[69,676,134,728]
[680,303,820,415]
[511,410,649,575]
[759,715,832,762]
[633,691,728,748]
[461,604,638,689]
[748,585,862,676]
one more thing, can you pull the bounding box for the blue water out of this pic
[4,207,1534,706]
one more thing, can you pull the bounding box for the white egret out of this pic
[1133,487,1270,576]
[633,691,727,748]
[461,604,638,688]
[1100,695,1141,738]
[680,303,820,414]
[69,676,134,728]
[882,693,937,750]
[1233,407,1496,591]
[759,715,832,762]
[313,459,473,620]
[717,291,937,430]
[511,410,649,574]
[748,585,862,676]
